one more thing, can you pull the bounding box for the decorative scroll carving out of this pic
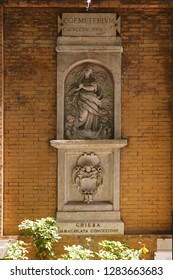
[72,152,104,203]
[64,63,114,140]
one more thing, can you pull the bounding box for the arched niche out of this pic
[64,61,114,140]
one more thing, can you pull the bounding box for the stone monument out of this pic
[50,13,127,235]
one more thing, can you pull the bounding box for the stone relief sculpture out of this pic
[72,152,104,203]
[64,63,114,139]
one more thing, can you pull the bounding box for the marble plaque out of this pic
[58,221,124,235]
[58,13,120,37]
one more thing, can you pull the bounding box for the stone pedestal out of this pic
[50,13,127,235]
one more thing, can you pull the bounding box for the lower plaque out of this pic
[58,221,124,235]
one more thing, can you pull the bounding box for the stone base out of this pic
[56,211,124,235]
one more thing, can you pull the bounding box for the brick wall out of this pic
[1,4,173,237]
[2,0,173,7]
[121,9,173,234]
[0,6,3,236]
[3,8,58,234]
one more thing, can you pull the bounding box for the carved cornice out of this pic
[50,139,128,149]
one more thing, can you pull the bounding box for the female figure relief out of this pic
[65,64,113,139]
[72,67,103,132]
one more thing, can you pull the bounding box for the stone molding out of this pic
[50,139,127,149]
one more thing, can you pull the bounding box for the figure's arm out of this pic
[79,82,97,92]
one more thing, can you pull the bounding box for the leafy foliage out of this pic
[4,240,28,260]
[96,240,148,260]
[18,217,61,259]
[59,238,148,260]
[61,244,94,260]
[4,217,149,260]
[60,237,94,260]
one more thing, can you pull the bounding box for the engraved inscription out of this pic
[58,13,120,37]
[58,221,122,235]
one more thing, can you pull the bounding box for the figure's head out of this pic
[84,66,93,78]
[66,114,75,123]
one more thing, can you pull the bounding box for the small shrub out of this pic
[59,238,148,260]
[96,240,148,260]
[60,244,94,260]
[4,240,28,260]
[60,237,94,260]
[18,217,61,259]
[9,218,149,260]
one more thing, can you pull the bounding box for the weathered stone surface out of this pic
[58,221,124,236]
[52,12,125,235]
[56,148,122,212]
[157,238,172,251]
[58,13,120,37]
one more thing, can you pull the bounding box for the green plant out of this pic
[96,240,148,260]
[60,237,94,260]
[59,238,148,260]
[4,240,28,260]
[18,217,61,260]
[61,244,94,260]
